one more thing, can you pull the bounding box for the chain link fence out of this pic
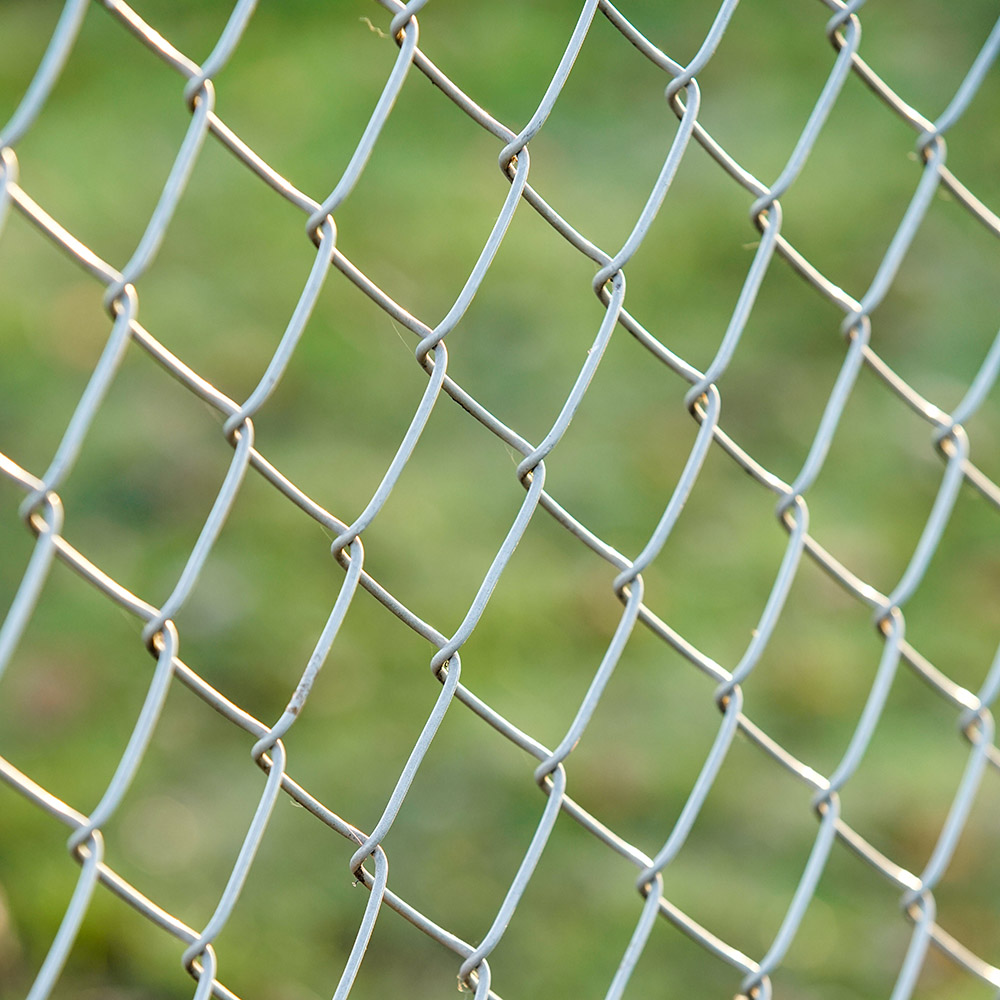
[1,1,999,997]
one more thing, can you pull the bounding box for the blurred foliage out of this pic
[1,1,999,999]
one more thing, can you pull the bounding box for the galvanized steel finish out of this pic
[1,1,999,998]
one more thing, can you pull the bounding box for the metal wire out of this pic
[1,1,999,998]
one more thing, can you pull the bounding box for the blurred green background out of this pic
[1,1,999,998]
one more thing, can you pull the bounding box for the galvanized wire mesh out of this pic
[1,1,1000,997]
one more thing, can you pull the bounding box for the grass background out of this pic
[1,1,999,998]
